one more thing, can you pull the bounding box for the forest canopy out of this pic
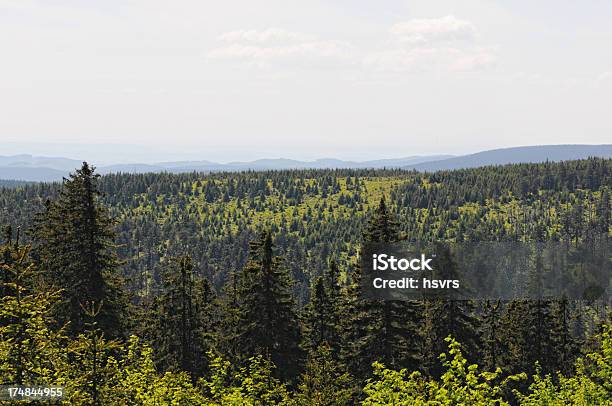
[0,158,610,404]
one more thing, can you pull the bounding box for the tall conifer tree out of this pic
[235,231,302,381]
[152,254,215,376]
[343,197,422,380]
[32,162,125,337]
[421,243,480,377]
[302,259,344,359]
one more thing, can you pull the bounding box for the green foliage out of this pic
[363,327,612,405]
[57,328,122,405]
[1,160,609,305]
[296,344,354,406]
[0,244,66,386]
[0,159,610,404]
[363,336,522,405]
[56,334,206,405]
[110,336,205,405]
[362,363,427,405]
[202,352,292,405]
[515,325,611,405]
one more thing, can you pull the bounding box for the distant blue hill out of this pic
[0,179,33,188]
[0,167,68,182]
[0,154,451,181]
[405,145,612,172]
[1,145,611,182]
[0,154,81,171]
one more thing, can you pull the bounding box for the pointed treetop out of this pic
[377,196,387,213]
[80,161,94,175]
[365,195,398,243]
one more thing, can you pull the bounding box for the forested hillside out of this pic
[0,159,610,404]
[0,180,31,189]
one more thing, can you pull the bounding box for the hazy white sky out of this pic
[1,0,611,162]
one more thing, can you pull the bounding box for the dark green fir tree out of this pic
[301,259,344,359]
[235,231,302,381]
[342,197,422,380]
[31,162,126,337]
[421,243,480,377]
[152,254,216,377]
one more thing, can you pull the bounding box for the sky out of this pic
[1,0,611,163]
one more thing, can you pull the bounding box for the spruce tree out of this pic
[342,197,422,380]
[302,277,334,352]
[31,162,125,337]
[421,243,480,377]
[235,231,302,381]
[551,296,579,375]
[216,269,241,366]
[340,258,377,380]
[498,299,530,376]
[301,260,343,358]
[152,254,215,376]
[498,249,561,378]
[499,298,557,378]
[481,299,502,371]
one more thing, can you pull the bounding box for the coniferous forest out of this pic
[0,158,610,405]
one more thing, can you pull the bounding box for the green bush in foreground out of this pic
[363,337,522,405]
[514,325,611,405]
[363,326,611,405]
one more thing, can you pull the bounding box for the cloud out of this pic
[363,48,439,73]
[209,41,352,60]
[208,28,354,68]
[218,28,314,44]
[390,16,477,45]
[208,18,493,73]
[363,46,495,73]
[449,48,497,71]
[363,16,495,73]
[596,71,612,86]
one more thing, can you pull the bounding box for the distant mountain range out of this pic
[0,144,610,182]
[0,155,451,182]
[99,156,454,174]
[404,144,612,171]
